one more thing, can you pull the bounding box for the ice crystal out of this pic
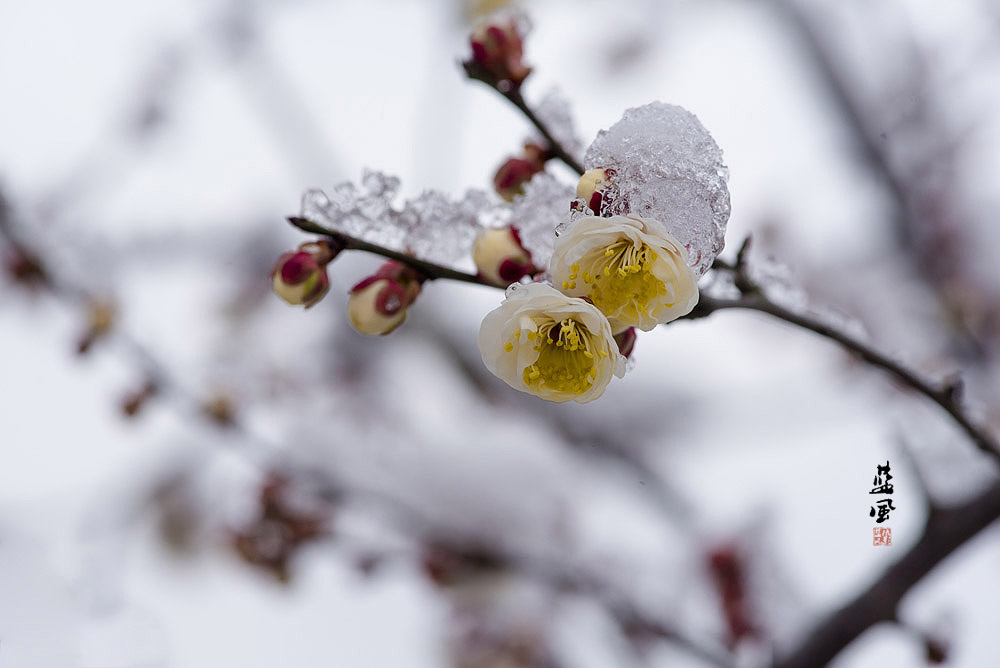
[509,172,575,267]
[300,170,499,270]
[582,102,731,275]
[300,168,573,273]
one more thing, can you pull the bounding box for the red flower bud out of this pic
[492,142,551,201]
[270,240,338,308]
[467,16,531,89]
[348,261,424,336]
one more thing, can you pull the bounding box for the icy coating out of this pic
[581,102,731,275]
[300,169,570,272]
[509,173,574,266]
[300,170,498,270]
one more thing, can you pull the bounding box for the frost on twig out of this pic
[300,169,574,272]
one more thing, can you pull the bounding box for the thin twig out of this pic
[462,66,585,175]
[696,293,1000,465]
[504,88,586,175]
[287,216,488,286]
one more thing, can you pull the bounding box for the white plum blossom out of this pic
[550,215,698,332]
[478,283,625,403]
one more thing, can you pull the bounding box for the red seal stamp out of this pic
[873,527,892,546]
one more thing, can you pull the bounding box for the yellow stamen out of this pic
[520,317,602,397]
[578,240,671,322]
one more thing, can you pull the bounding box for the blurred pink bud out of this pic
[707,543,758,647]
[468,17,531,88]
[348,260,424,336]
[473,226,535,286]
[270,240,338,308]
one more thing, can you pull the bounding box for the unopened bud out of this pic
[613,327,637,359]
[348,261,424,336]
[493,143,550,201]
[574,167,623,216]
[467,15,531,89]
[473,226,535,286]
[270,240,338,308]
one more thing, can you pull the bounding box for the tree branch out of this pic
[287,216,489,287]
[692,292,1000,465]
[462,65,586,175]
[503,87,586,176]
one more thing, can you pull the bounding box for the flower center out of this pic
[563,241,671,320]
[508,318,607,396]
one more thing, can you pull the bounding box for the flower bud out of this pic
[613,327,637,359]
[270,240,338,308]
[493,143,550,201]
[348,261,424,336]
[467,15,531,88]
[473,226,536,287]
[574,167,624,216]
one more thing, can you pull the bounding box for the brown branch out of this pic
[462,64,586,176]
[693,292,1000,465]
[503,87,586,176]
[772,478,1000,668]
[287,216,489,287]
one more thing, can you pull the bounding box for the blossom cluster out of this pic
[473,94,730,403]
[270,16,729,405]
[270,103,727,404]
[475,168,704,404]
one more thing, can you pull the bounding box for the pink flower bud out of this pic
[473,226,536,286]
[348,261,424,336]
[468,16,531,88]
[492,142,551,201]
[270,240,338,308]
